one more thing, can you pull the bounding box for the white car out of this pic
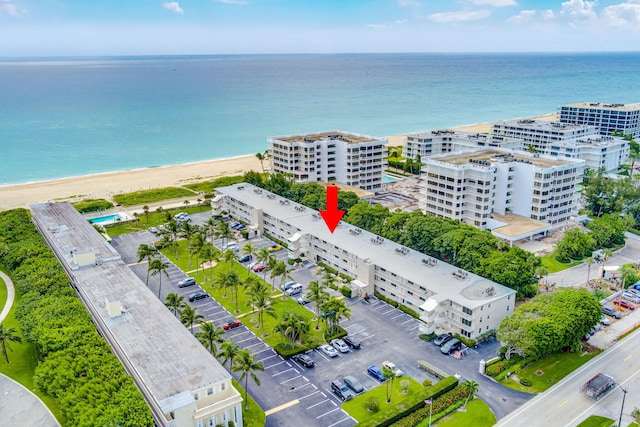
[319,344,339,358]
[382,361,404,377]
[331,339,349,353]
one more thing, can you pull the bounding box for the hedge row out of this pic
[388,384,469,427]
[374,292,420,319]
[72,198,114,213]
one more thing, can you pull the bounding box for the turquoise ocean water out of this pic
[1,53,640,185]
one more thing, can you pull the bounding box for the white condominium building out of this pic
[268,130,386,191]
[212,184,516,339]
[492,119,628,172]
[31,202,243,427]
[403,129,524,160]
[421,148,584,229]
[560,102,640,138]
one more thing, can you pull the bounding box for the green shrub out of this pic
[519,378,532,387]
[365,396,380,413]
[113,187,195,206]
[73,198,114,213]
[397,304,419,319]
[241,230,249,239]
[419,333,437,342]
[422,378,433,387]
[324,326,347,341]
[340,286,352,298]
[453,333,477,348]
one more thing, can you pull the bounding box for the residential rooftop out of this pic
[268,130,383,145]
[494,119,596,133]
[406,129,523,145]
[433,148,576,169]
[217,184,515,308]
[562,102,640,112]
[30,202,231,419]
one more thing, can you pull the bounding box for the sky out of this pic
[1,0,639,56]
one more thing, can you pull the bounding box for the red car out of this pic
[252,263,266,272]
[613,299,635,310]
[222,319,243,330]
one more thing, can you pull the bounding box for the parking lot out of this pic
[110,212,533,425]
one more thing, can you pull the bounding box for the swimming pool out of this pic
[88,213,126,225]
[384,175,401,183]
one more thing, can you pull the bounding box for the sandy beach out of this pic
[0,113,558,211]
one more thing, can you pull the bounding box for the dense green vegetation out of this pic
[576,415,615,427]
[184,175,245,195]
[105,205,211,237]
[0,209,153,427]
[112,186,196,206]
[72,198,114,213]
[427,398,495,427]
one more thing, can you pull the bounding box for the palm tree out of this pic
[204,216,219,243]
[199,242,218,283]
[215,221,235,250]
[270,260,291,292]
[233,349,265,410]
[462,379,480,408]
[142,205,150,223]
[164,219,181,258]
[382,365,395,403]
[179,221,199,244]
[256,150,270,173]
[149,258,169,299]
[534,266,548,294]
[321,297,351,335]
[180,305,204,334]
[137,243,157,286]
[250,287,278,337]
[306,280,329,330]
[0,322,22,364]
[600,248,613,285]
[221,248,238,265]
[241,242,257,277]
[164,292,186,317]
[219,340,241,370]
[196,322,225,356]
[585,257,595,286]
[274,311,310,349]
[215,269,240,301]
[187,232,206,269]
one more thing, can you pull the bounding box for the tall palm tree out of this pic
[0,322,22,364]
[274,311,310,349]
[219,340,241,370]
[600,248,613,285]
[196,322,225,356]
[232,349,265,410]
[270,260,291,292]
[137,243,157,286]
[215,221,235,250]
[142,205,150,223]
[250,288,278,337]
[382,365,395,403]
[179,221,199,244]
[306,280,329,330]
[149,258,169,299]
[164,219,181,258]
[221,248,239,265]
[585,257,595,286]
[199,242,218,283]
[204,216,218,243]
[164,292,186,317]
[462,379,480,408]
[255,150,270,173]
[187,232,206,269]
[180,305,204,335]
[215,269,240,301]
[242,242,257,278]
[321,297,351,334]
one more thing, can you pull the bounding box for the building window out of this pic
[221,383,226,391]
[207,388,213,396]
[193,393,199,401]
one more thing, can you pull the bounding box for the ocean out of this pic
[1,52,640,186]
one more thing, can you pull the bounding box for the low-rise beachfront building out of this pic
[211,183,516,339]
[559,102,640,138]
[491,119,629,172]
[403,129,525,160]
[420,148,584,240]
[31,202,243,427]
[268,130,386,191]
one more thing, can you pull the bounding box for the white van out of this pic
[285,283,303,296]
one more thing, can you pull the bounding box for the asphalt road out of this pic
[497,329,640,427]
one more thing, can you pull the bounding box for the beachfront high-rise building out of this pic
[268,131,386,191]
[31,202,243,427]
[403,129,524,160]
[211,183,516,339]
[421,148,584,240]
[559,102,640,138]
[492,119,629,172]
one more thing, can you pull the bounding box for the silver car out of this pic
[331,339,349,353]
[319,344,338,358]
[343,375,364,394]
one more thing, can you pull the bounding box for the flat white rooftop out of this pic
[432,148,578,169]
[494,119,596,133]
[30,202,231,417]
[218,184,515,308]
[268,130,384,145]
[562,102,640,112]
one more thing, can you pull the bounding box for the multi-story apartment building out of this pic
[403,129,524,160]
[268,130,386,191]
[212,184,516,339]
[421,149,584,230]
[492,119,628,172]
[559,102,640,138]
[31,202,243,427]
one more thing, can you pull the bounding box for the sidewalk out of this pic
[0,374,60,427]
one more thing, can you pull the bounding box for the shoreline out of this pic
[0,113,558,211]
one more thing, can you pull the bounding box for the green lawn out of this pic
[0,270,65,425]
[105,205,211,237]
[576,415,615,427]
[428,399,495,427]
[0,275,7,312]
[112,187,196,206]
[232,378,266,427]
[501,350,601,393]
[342,377,423,423]
[540,252,582,273]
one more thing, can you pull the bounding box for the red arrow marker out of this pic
[319,186,345,233]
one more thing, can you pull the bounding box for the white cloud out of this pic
[163,2,183,14]
[507,9,536,23]
[367,23,387,30]
[541,9,555,20]
[559,0,597,21]
[601,1,640,29]
[398,0,421,7]
[0,0,18,16]
[428,9,491,23]
[467,0,517,7]
[395,19,408,24]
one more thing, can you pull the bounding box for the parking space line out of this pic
[390,313,405,320]
[227,330,251,338]
[297,390,321,401]
[409,325,421,331]
[359,334,375,341]
[317,407,341,419]
[401,318,414,324]
[235,336,258,344]
[258,354,279,364]
[315,350,331,362]
[382,308,396,315]
[328,416,355,427]
[272,368,297,378]
[280,375,302,385]
[252,347,273,356]
[306,398,329,410]
[264,399,300,416]
[265,360,286,370]
[245,341,268,350]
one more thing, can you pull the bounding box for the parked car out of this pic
[343,375,364,394]
[433,333,453,346]
[602,306,621,319]
[222,319,242,330]
[626,288,640,297]
[252,263,267,272]
[188,292,210,302]
[148,227,158,234]
[223,242,239,252]
[632,282,640,291]
[613,299,635,310]
[297,295,310,305]
[367,365,386,382]
[622,292,640,304]
[319,344,339,358]
[177,277,197,288]
[600,315,610,325]
[268,244,283,252]
[238,254,252,263]
[331,379,355,401]
[331,339,349,353]
[292,353,315,368]
[440,338,462,354]
[280,280,296,291]
[382,361,404,377]
[343,335,361,349]
[285,283,303,296]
